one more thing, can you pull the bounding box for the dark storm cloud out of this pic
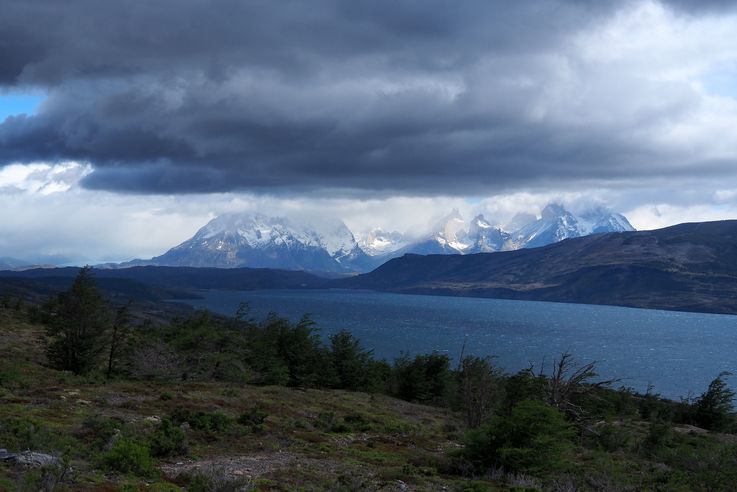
[664,0,737,13]
[0,0,734,194]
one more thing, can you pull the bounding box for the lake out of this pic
[178,289,737,400]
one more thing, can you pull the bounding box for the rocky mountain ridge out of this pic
[107,204,635,274]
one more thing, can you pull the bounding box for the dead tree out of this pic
[542,352,619,420]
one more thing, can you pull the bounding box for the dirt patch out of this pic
[159,451,340,480]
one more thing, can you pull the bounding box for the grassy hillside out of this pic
[0,307,476,491]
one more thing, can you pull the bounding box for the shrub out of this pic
[461,400,575,474]
[0,415,78,456]
[593,422,632,452]
[77,416,124,452]
[170,408,231,435]
[392,352,454,406]
[101,437,154,476]
[642,419,673,454]
[150,419,188,457]
[238,407,268,433]
[503,369,546,413]
[184,468,252,492]
[245,315,331,387]
[0,363,29,390]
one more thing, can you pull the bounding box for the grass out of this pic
[0,307,487,491]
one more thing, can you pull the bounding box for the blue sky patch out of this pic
[0,93,44,121]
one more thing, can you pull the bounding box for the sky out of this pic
[2,0,737,264]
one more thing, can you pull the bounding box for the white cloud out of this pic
[0,161,92,194]
[1,162,737,264]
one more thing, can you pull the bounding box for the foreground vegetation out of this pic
[1,269,736,490]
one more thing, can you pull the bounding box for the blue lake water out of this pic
[178,289,737,400]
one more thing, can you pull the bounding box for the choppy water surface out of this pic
[179,289,737,399]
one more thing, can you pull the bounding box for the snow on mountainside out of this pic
[356,228,408,256]
[394,203,635,257]
[509,204,634,250]
[114,204,634,274]
[132,213,372,274]
[396,209,471,256]
[466,215,511,253]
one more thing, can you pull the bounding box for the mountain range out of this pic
[111,204,634,274]
[339,220,737,314]
[4,219,737,315]
[0,257,56,271]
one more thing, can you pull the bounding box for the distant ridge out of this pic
[338,220,737,315]
[5,220,737,315]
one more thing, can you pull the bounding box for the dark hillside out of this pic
[338,220,737,314]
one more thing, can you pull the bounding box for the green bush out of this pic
[77,416,124,452]
[0,415,80,457]
[0,363,29,390]
[503,369,546,412]
[238,406,268,433]
[101,437,154,476]
[170,408,231,434]
[642,418,673,454]
[244,315,332,387]
[461,400,575,474]
[594,422,633,453]
[329,329,389,392]
[392,352,454,406]
[150,418,188,457]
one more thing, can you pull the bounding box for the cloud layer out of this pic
[1,1,737,263]
[1,0,736,196]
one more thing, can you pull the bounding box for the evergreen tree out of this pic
[43,266,111,374]
[330,329,372,390]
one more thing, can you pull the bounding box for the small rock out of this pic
[144,416,162,424]
[14,451,61,468]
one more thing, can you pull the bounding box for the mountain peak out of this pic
[141,212,372,274]
[541,203,568,220]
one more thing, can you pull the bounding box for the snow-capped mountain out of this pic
[466,215,511,253]
[403,209,471,255]
[132,213,372,274]
[389,204,634,258]
[115,204,635,274]
[509,204,635,250]
[356,228,408,256]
